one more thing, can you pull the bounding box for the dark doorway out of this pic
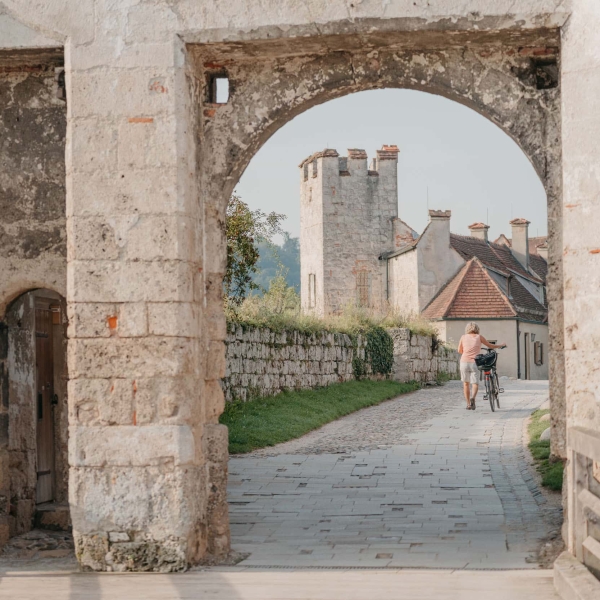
[524,333,531,380]
[35,298,57,504]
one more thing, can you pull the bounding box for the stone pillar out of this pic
[65,36,214,571]
[561,0,600,555]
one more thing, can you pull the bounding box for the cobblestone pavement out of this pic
[228,380,561,569]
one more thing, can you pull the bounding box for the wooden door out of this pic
[524,333,531,381]
[35,300,55,504]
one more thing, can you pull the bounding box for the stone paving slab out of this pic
[228,380,560,569]
[0,568,560,600]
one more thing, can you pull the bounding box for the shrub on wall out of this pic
[352,326,394,379]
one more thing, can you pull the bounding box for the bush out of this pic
[528,409,564,492]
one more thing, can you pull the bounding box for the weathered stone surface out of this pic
[222,325,458,401]
[7,0,600,582]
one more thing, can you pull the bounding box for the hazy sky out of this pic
[235,89,547,243]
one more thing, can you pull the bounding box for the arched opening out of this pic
[193,32,564,568]
[0,289,70,553]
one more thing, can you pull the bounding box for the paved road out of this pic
[228,380,560,569]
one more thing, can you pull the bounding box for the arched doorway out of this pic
[191,30,564,559]
[0,289,69,546]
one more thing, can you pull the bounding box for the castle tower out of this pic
[299,145,399,316]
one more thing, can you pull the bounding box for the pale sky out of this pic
[235,89,547,242]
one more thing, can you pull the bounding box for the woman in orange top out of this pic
[457,322,505,410]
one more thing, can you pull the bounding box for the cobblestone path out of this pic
[228,380,561,568]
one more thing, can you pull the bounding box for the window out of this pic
[534,341,543,366]
[308,274,316,308]
[356,271,369,307]
[303,163,309,181]
[311,159,318,178]
[208,74,230,104]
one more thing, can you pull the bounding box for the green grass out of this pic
[528,409,564,491]
[221,380,421,454]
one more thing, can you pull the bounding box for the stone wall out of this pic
[222,325,363,401]
[388,328,459,384]
[222,324,459,401]
[0,63,67,315]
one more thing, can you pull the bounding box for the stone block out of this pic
[69,425,195,467]
[204,379,225,423]
[67,302,115,338]
[69,259,195,303]
[148,302,199,337]
[118,302,148,337]
[69,118,118,174]
[68,378,134,426]
[135,376,198,425]
[68,337,199,379]
[202,423,228,464]
[69,69,176,119]
[67,216,121,260]
[125,215,196,261]
[69,167,185,218]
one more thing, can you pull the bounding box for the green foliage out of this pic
[352,354,367,380]
[253,233,300,293]
[527,409,564,492]
[365,327,394,376]
[220,380,421,454]
[228,294,439,341]
[225,195,285,304]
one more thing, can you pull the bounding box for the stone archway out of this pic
[190,29,565,555]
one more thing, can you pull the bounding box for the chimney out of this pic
[428,209,452,245]
[537,242,548,261]
[468,222,490,242]
[510,218,530,271]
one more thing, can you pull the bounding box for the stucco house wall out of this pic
[439,319,549,381]
[415,215,465,311]
[387,250,420,315]
[441,319,519,379]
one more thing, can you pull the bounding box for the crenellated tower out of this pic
[299,145,399,316]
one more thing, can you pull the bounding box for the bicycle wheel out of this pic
[493,372,500,409]
[486,375,495,412]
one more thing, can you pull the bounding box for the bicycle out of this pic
[475,347,506,412]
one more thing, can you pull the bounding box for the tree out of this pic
[253,232,300,293]
[225,195,285,304]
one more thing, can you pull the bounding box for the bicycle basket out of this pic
[475,351,497,370]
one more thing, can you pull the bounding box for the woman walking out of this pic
[457,322,505,410]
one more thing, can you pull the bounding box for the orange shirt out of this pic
[459,334,481,363]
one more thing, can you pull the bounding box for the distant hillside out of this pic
[253,233,300,292]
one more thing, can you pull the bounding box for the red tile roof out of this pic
[423,235,548,323]
[423,259,516,320]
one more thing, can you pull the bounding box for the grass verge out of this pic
[528,409,564,491]
[221,380,421,454]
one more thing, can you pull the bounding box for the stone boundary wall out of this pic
[223,324,459,401]
[388,328,459,384]
[222,325,365,401]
